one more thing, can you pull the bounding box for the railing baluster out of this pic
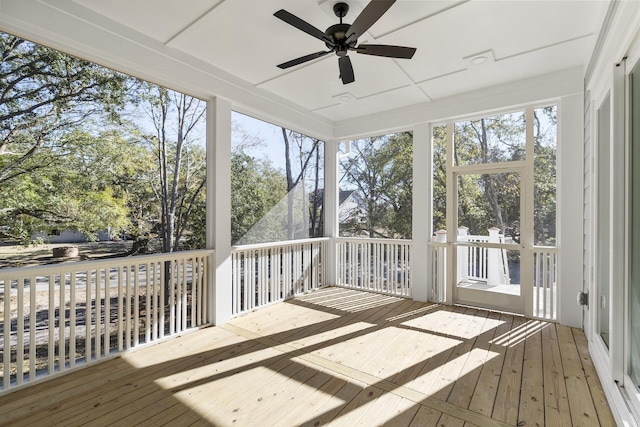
[3,279,10,389]
[59,274,66,372]
[48,274,55,373]
[104,268,111,356]
[174,259,180,333]
[29,276,36,379]
[117,267,123,352]
[85,269,92,360]
[125,266,131,349]
[16,277,24,384]
[133,265,139,346]
[182,258,187,332]
[168,259,175,336]
[160,261,166,339]
[70,273,76,369]
[95,269,101,359]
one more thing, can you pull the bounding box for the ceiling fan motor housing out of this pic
[325,23,355,51]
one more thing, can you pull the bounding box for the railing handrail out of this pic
[0,248,214,279]
[336,237,413,245]
[533,245,558,252]
[231,237,330,252]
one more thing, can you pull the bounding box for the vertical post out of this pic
[487,227,502,286]
[558,94,585,328]
[413,123,430,302]
[207,97,232,325]
[434,230,447,302]
[522,107,535,317]
[445,122,456,305]
[457,227,469,283]
[325,139,340,286]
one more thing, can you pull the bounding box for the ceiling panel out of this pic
[313,85,428,122]
[73,0,222,43]
[418,34,595,100]
[45,0,611,123]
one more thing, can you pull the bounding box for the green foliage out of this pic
[231,152,287,244]
[432,108,557,245]
[339,132,413,239]
[0,33,128,185]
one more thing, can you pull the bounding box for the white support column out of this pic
[412,123,430,302]
[325,139,340,286]
[558,93,585,328]
[522,107,535,317]
[207,96,232,325]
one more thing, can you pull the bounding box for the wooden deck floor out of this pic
[0,287,614,426]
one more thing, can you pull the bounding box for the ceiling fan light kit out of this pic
[274,0,416,85]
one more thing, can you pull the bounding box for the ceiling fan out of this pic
[274,0,416,84]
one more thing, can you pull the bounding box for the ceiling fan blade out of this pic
[356,44,416,59]
[277,51,332,69]
[339,56,355,84]
[345,0,396,44]
[274,9,334,45]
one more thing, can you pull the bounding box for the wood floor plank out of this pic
[326,385,386,426]
[437,413,466,427]
[573,327,617,426]
[8,334,259,426]
[299,379,367,427]
[424,308,488,400]
[467,312,514,418]
[270,373,352,427]
[444,310,501,410]
[66,345,288,426]
[541,323,572,426]
[408,306,471,395]
[556,324,600,426]
[408,405,444,427]
[517,319,545,427]
[0,326,242,422]
[491,314,525,425]
[380,397,421,426]
[389,306,458,386]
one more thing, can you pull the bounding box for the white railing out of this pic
[0,249,213,394]
[231,238,328,316]
[457,228,510,285]
[533,247,557,320]
[337,238,412,297]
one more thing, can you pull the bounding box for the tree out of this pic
[231,152,287,244]
[432,109,556,246]
[136,83,206,253]
[454,113,525,236]
[339,132,413,239]
[0,32,130,243]
[281,129,323,240]
[0,33,128,185]
[0,129,134,244]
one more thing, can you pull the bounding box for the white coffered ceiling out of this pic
[0,0,610,125]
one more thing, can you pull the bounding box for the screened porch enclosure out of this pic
[0,0,621,422]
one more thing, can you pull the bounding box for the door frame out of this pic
[443,108,538,316]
